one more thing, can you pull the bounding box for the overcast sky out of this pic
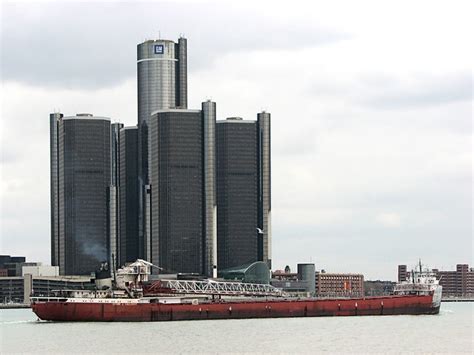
[1,0,472,280]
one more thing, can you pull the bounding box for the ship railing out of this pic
[30,296,69,303]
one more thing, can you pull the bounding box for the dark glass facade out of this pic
[216,112,271,270]
[118,127,139,266]
[219,261,271,284]
[217,119,259,269]
[257,112,272,268]
[137,37,188,262]
[51,114,111,275]
[50,113,63,267]
[109,122,123,268]
[148,108,216,275]
[202,101,217,277]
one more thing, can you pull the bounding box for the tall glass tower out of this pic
[137,37,188,259]
[216,112,272,270]
[50,113,111,275]
[147,101,217,276]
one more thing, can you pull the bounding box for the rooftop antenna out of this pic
[158,30,161,39]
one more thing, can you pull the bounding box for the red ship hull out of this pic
[31,295,439,322]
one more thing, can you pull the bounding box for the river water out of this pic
[0,303,472,354]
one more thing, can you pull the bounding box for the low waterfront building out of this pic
[316,272,365,298]
[219,261,270,284]
[270,263,316,296]
[272,270,298,281]
[364,280,396,296]
[270,279,309,294]
[22,265,59,277]
[0,255,27,276]
[0,274,93,304]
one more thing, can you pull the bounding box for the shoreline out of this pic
[0,304,31,309]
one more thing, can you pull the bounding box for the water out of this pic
[1,303,472,354]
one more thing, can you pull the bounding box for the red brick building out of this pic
[316,272,364,298]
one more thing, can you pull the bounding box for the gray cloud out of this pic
[305,71,472,109]
[0,2,347,89]
[361,72,472,109]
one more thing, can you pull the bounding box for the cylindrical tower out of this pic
[177,37,188,109]
[257,111,271,269]
[298,263,316,294]
[202,100,217,277]
[136,37,188,260]
[137,39,178,125]
[50,112,63,268]
[109,122,123,268]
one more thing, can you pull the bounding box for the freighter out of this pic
[31,260,442,322]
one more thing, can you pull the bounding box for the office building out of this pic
[398,264,408,282]
[216,112,271,270]
[47,36,273,278]
[137,36,188,122]
[0,255,27,277]
[50,113,111,275]
[137,37,188,259]
[118,126,139,266]
[148,101,216,276]
[50,112,63,267]
[109,122,124,267]
[436,264,474,297]
[316,272,365,298]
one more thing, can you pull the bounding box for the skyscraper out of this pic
[50,113,111,275]
[257,111,272,268]
[216,112,271,270]
[109,122,123,268]
[148,101,217,276]
[50,112,63,268]
[49,36,273,277]
[118,126,139,266]
[137,37,188,260]
[137,37,188,121]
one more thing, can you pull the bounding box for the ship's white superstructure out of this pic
[393,262,442,308]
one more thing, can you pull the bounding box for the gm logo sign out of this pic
[154,44,164,54]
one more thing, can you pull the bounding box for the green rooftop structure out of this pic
[218,261,270,285]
